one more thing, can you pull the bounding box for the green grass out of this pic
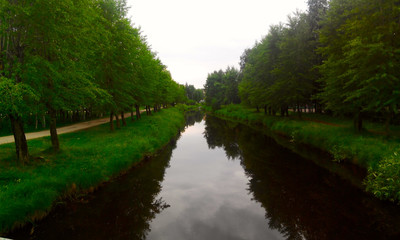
[0,108,184,234]
[175,103,203,112]
[210,104,400,204]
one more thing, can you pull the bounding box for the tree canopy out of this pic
[0,0,185,162]
[205,0,400,131]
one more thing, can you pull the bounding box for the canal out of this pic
[8,112,400,239]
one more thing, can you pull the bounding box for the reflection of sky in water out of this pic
[147,121,283,240]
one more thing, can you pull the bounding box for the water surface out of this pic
[8,113,400,239]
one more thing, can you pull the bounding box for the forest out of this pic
[205,0,400,133]
[0,0,197,163]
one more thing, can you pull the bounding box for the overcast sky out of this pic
[127,0,308,89]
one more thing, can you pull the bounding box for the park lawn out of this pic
[0,107,184,234]
[209,104,400,203]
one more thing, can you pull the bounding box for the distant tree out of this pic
[223,67,241,104]
[184,84,204,104]
[204,67,241,109]
[204,70,225,109]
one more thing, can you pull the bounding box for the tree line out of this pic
[204,67,241,110]
[0,0,188,164]
[184,83,204,105]
[205,0,400,132]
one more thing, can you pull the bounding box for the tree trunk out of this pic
[136,105,141,120]
[131,109,134,121]
[10,114,29,164]
[115,113,120,128]
[42,115,46,128]
[297,104,302,118]
[109,111,114,131]
[49,108,60,150]
[256,106,260,112]
[35,113,38,129]
[121,111,126,126]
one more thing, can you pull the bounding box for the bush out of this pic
[366,152,400,203]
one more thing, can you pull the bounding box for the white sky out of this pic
[127,0,308,89]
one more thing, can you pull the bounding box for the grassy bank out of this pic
[0,107,184,234]
[208,104,400,204]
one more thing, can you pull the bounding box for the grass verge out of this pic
[0,107,184,234]
[209,104,400,204]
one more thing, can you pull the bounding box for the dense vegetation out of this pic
[204,0,400,203]
[204,67,241,110]
[0,0,189,163]
[184,84,204,105]
[206,0,400,129]
[0,107,184,234]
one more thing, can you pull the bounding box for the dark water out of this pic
[8,112,400,240]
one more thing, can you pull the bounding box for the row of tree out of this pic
[0,0,186,164]
[204,67,241,110]
[184,83,204,104]
[205,0,400,132]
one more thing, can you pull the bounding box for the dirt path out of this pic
[0,112,138,145]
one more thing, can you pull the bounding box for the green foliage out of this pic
[0,77,38,116]
[184,84,204,103]
[204,67,241,107]
[239,6,323,112]
[0,0,183,159]
[0,108,184,233]
[366,152,400,203]
[319,0,400,129]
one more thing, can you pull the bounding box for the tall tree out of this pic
[319,0,400,131]
[0,0,36,162]
[23,0,108,150]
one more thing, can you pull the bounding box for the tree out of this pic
[223,67,241,104]
[319,0,400,132]
[0,0,37,162]
[23,0,109,150]
[204,70,225,109]
[271,12,315,116]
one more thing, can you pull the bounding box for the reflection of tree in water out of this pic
[184,110,204,127]
[9,138,179,240]
[204,116,400,240]
[203,115,241,160]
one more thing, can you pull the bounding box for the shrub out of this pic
[366,152,400,203]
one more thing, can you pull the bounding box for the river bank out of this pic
[206,104,400,204]
[0,107,185,234]
[8,112,400,239]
